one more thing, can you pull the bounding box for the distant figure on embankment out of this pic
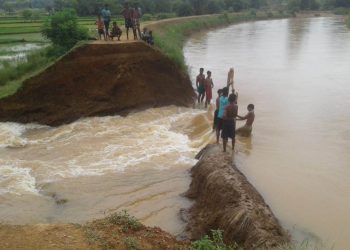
[101,4,111,36]
[109,22,122,41]
[96,15,106,40]
[132,4,142,39]
[196,68,206,104]
[237,104,255,137]
[121,3,133,40]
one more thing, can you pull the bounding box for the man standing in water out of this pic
[196,68,206,104]
[227,67,235,92]
[222,94,238,152]
[236,104,255,136]
[205,71,214,108]
[101,4,111,36]
[216,87,229,144]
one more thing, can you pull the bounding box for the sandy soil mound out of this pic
[0,212,189,250]
[184,144,290,249]
[0,42,195,126]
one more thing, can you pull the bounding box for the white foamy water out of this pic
[0,106,212,233]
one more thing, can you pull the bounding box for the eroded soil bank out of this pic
[0,212,188,250]
[0,42,195,126]
[184,144,290,249]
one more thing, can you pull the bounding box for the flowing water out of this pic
[0,43,45,68]
[184,16,350,249]
[0,107,214,235]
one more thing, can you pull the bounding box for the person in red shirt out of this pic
[95,15,106,40]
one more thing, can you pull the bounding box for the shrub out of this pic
[156,12,176,20]
[42,9,88,50]
[142,13,154,21]
[176,2,194,17]
[333,7,349,15]
[190,230,239,250]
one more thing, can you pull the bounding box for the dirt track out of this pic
[0,42,195,126]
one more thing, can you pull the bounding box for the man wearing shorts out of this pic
[222,94,238,152]
[196,68,206,104]
[101,4,111,36]
[216,87,229,144]
[121,3,133,40]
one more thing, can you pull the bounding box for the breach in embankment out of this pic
[0,42,195,126]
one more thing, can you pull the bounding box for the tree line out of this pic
[1,0,349,17]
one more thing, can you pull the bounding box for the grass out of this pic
[0,41,89,99]
[123,237,141,250]
[0,47,50,81]
[106,210,143,232]
[84,228,110,250]
[153,10,290,72]
[277,241,333,250]
[190,230,239,250]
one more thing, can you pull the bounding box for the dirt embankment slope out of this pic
[0,212,188,250]
[0,42,195,126]
[184,144,290,249]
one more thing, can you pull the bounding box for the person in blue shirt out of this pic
[216,87,229,144]
[101,4,111,36]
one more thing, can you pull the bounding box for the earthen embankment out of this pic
[0,42,195,126]
[185,144,290,249]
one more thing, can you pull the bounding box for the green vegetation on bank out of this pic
[347,13,350,27]
[190,230,239,250]
[152,11,290,71]
[0,9,89,98]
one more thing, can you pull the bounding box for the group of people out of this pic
[95,3,154,45]
[196,67,255,152]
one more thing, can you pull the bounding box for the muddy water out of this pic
[184,16,350,249]
[0,43,45,68]
[0,106,214,235]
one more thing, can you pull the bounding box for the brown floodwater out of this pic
[184,16,350,249]
[0,107,215,235]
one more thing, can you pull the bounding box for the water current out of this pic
[0,107,213,235]
[0,15,349,249]
[184,16,350,249]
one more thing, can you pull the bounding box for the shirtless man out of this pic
[236,104,255,137]
[222,94,238,152]
[196,68,206,104]
[227,67,234,92]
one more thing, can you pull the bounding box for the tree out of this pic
[207,0,225,13]
[22,9,33,21]
[190,0,208,15]
[176,2,194,16]
[3,2,15,14]
[42,9,88,50]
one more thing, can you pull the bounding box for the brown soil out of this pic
[0,42,195,126]
[0,213,189,250]
[184,144,290,249]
